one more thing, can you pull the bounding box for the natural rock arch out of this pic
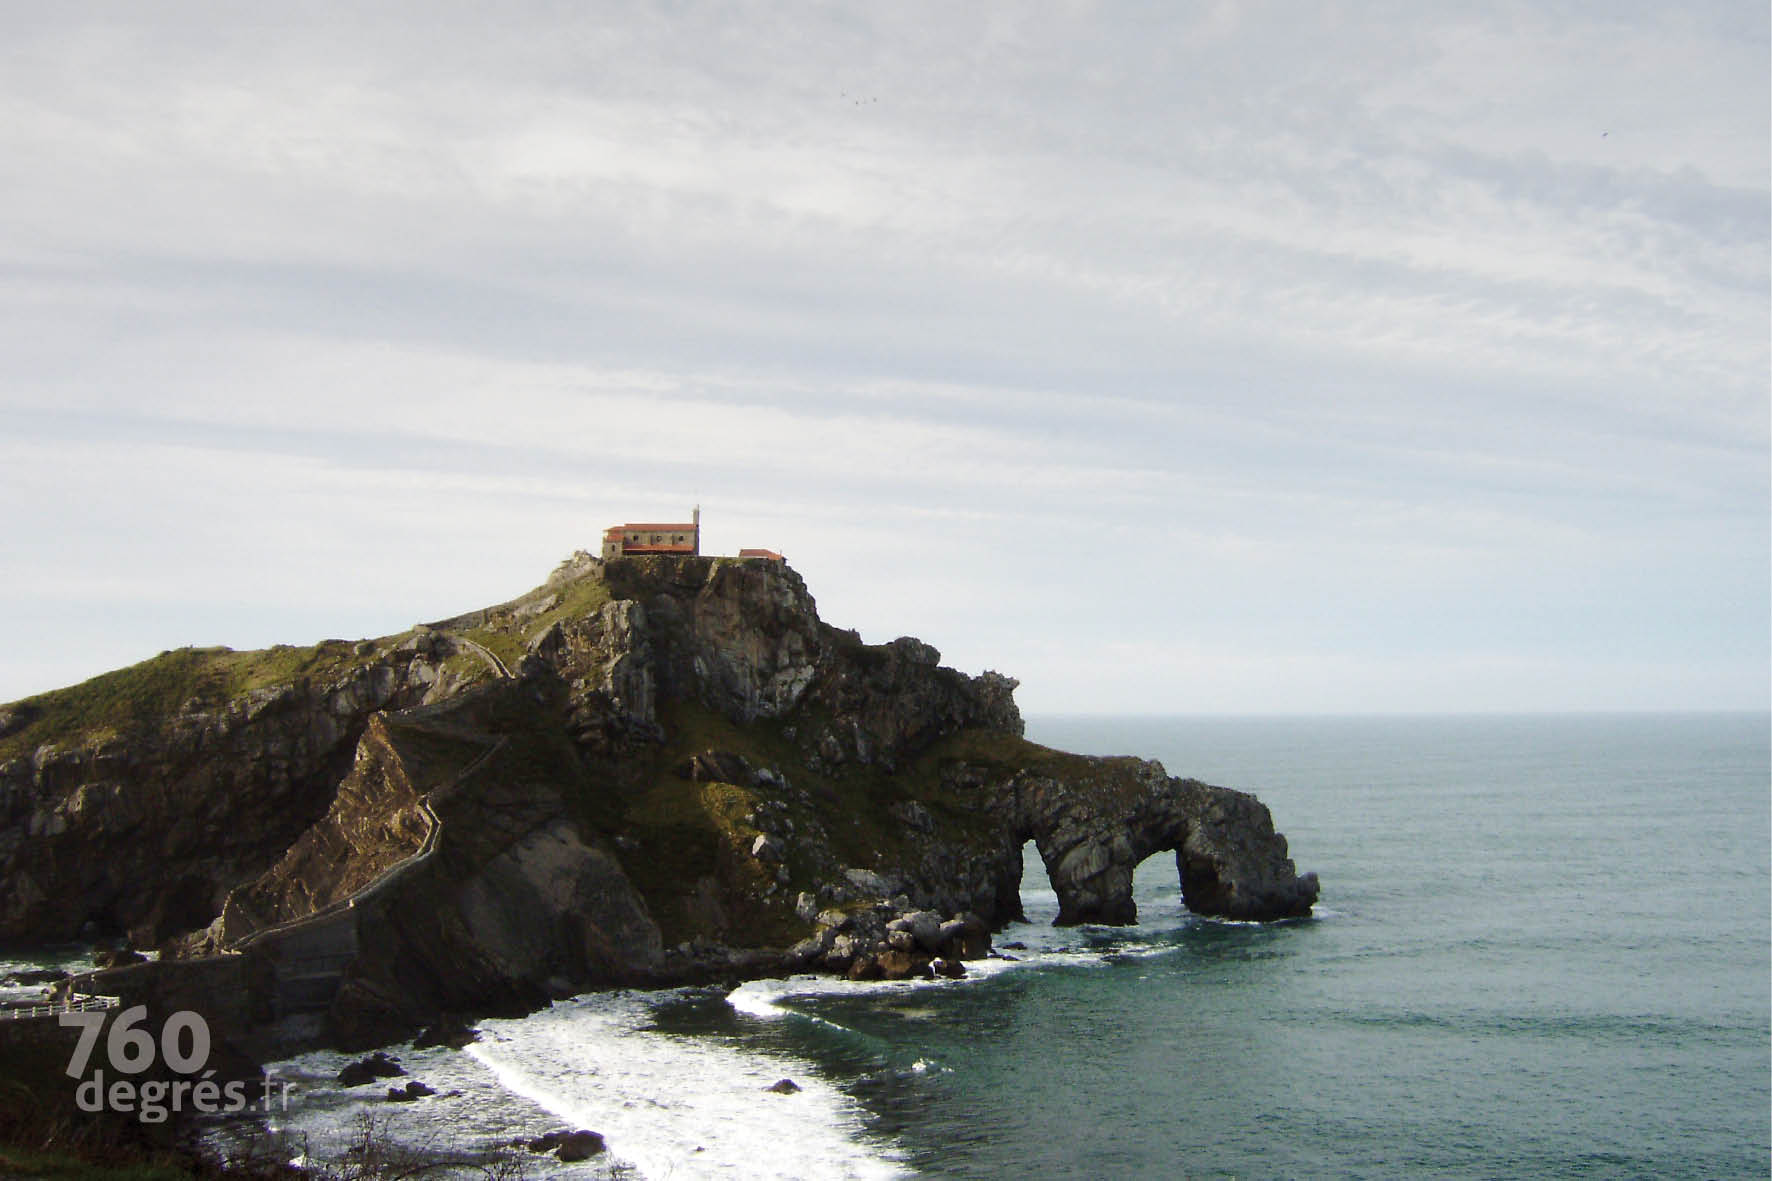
[1000,761,1317,926]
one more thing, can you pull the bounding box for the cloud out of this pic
[0,1,1763,710]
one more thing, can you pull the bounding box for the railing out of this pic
[226,733,508,953]
[1,994,120,1021]
[453,635,513,679]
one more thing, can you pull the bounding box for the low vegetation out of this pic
[0,642,367,763]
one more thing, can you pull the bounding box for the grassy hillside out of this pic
[0,641,370,763]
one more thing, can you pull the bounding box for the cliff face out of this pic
[1,553,1316,1043]
[0,644,463,946]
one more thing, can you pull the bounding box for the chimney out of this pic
[692,505,701,556]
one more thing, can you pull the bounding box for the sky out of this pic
[1,1,1766,715]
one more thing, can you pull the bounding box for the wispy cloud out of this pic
[0,1,1763,710]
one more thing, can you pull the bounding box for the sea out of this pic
[9,713,1769,1178]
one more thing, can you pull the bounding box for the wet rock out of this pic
[556,1130,607,1161]
[92,948,147,970]
[385,1080,434,1102]
[337,1051,405,1087]
[903,910,943,953]
[524,1129,606,1160]
[940,913,992,960]
[766,1078,802,1094]
[412,1017,480,1050]
[3,968,68,987]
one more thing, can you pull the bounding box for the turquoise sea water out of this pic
[833,712,1772,1178]
[212,712,1771,1177]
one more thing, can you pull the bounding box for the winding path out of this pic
[453,635,512,679]
[228,732,507,952]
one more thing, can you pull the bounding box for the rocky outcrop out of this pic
[0,647,473,947]
[2,551,1317,1048]
[999,762,1318,924]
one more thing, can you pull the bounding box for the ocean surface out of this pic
[16,713,1769,1178]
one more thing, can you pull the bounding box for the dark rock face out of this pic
[0,653,449,946]
[1,552,1317,1047]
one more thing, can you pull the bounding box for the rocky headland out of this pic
[0,552,1317,1049]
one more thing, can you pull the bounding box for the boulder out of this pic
[845,868,895,897]
[526,1129,606,1160]
[337,1052,405,1087]
[555,1130,607,1162]
[676,750,754,784]
[92,948,147,970]
[412,1017,480,1050]
[940,913,992,960]
[385,1080,435,1102]
[904,910,943,953]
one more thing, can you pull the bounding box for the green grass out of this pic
[460,627,524,670]
[612,701,810,946]
[0,641,366,763]
[515,573,612,643]
[431,570,615,681]
[0,560,625,766]
[430,643,502,687]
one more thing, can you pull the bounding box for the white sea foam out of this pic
[251,992,905,1179]
[725,975,854,1028]
[238,1041,583,1176]
[0,947,95,1005]
[466,991,907,1180]
[239,896,1254,1177]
